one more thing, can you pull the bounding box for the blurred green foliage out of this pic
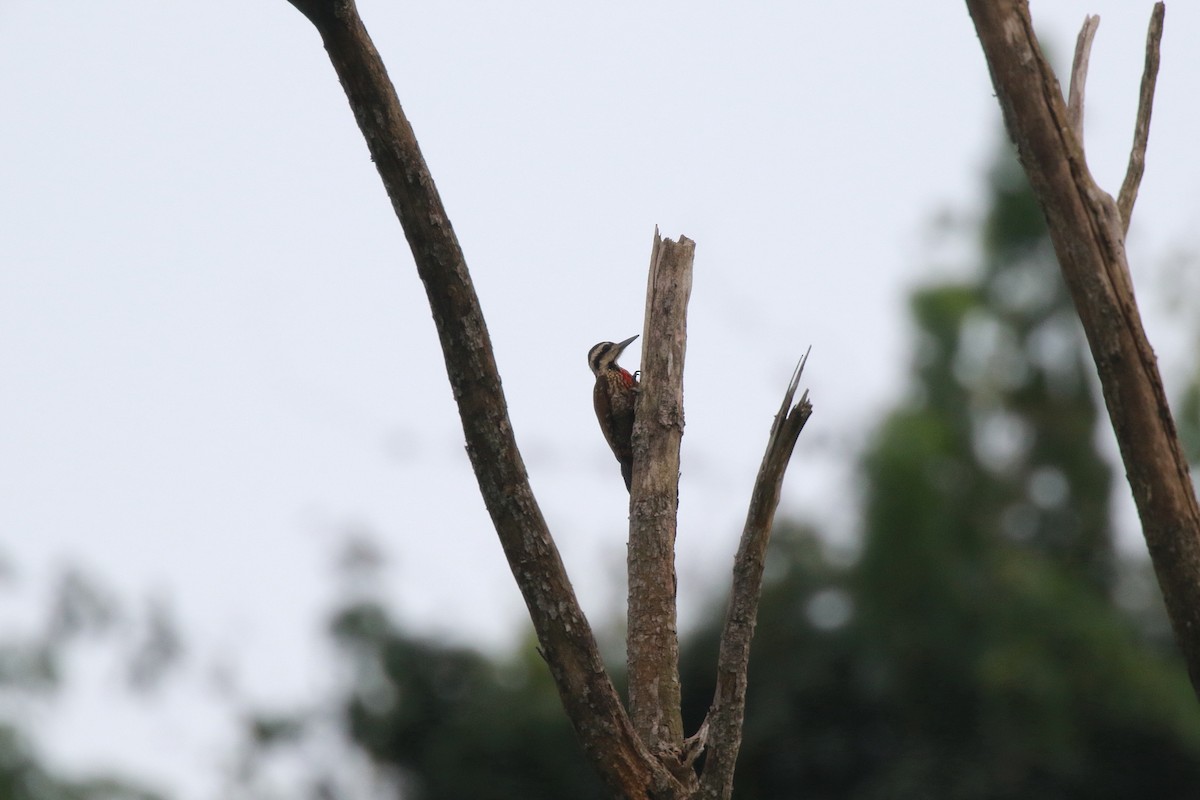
[327,604,607,800]
[0,568,171,800]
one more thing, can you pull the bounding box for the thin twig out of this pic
[1117,2,1165,233]
[1067,15,1100,141]
[698,350,812,800]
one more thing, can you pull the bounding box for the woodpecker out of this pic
[588,335,640,492]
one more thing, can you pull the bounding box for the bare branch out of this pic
[699,351,813,800]
[1067,15,1100,140]
[965,0,1200,698]
[283,1,684,795]
[1117,2,1165,233]
[628,229,694,758]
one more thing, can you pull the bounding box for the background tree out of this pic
[681,140,1200,799]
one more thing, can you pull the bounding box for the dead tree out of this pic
[282,2,811,797]
[966,0,1200,697]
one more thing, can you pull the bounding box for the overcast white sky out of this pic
[2,1,1199,797]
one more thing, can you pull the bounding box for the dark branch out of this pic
[283,1,681,795]
[699,351,812,799]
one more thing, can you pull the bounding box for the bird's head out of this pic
[588,335,638,376]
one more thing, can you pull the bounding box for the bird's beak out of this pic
[614,335,639,355]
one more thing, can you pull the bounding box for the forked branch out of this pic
[966,0,1200,697]
[1066,6,1164,231]
[284,2,815,795]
